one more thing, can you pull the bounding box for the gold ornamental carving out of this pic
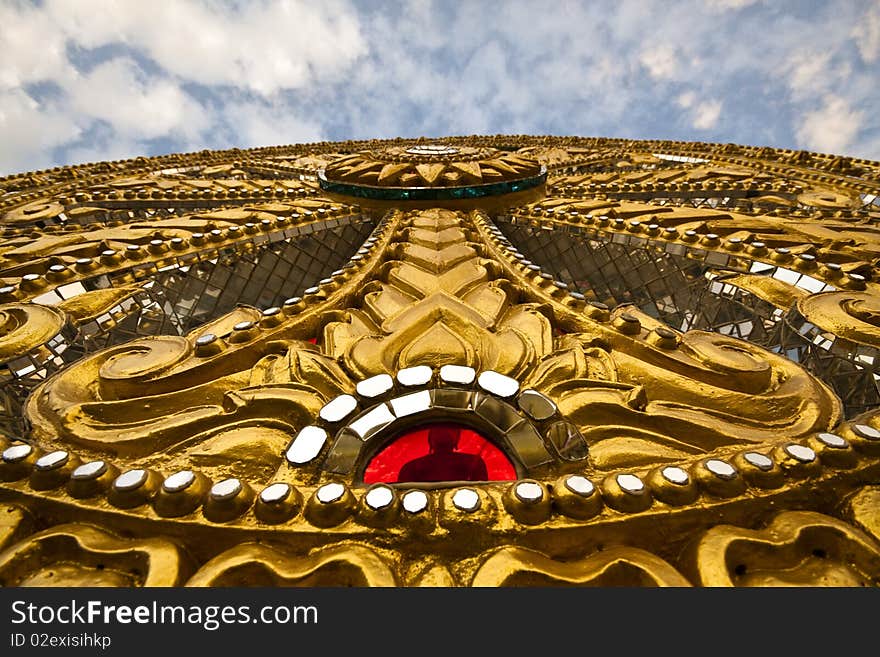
[0,135,879,587]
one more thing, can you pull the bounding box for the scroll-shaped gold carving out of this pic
[471,546,691,587]
[98,335,193,393]
[187,542,396,587]
[25,333,330,467]
[797,291,880,348]
[56,286,146,325]
[845,486,880,545]
[0,303,65,361]
[797,189,860,209]
[408,563,457,587]
[0,524,189,586]
[478,213,843,467]
[685,511,880,586]
[710,272,807,310]
[523,311,840,468]
[609,318,841,443]
[0,505,33,552]
[1,199,65,224]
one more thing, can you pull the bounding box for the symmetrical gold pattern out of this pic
[323,145,542,188]
[1,135,879,587]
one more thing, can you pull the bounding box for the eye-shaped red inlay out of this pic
[363,423,516,484]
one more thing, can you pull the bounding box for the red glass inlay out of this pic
[363,423,516,484]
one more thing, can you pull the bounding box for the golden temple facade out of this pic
[0,135,879,586]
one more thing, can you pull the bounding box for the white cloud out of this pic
[677,94,722,130]
[796,95,864,154]
[64,58,209,141]
[0,1,363,168]
[0,3,71,88]
[220,100,324,147]
[692,100,723,130]
[852,3,880,63]
[45,0,367,95]
[0,88,81,174]
[64,138,147,167]
[705,0,760,10]
[639,45,679,79]
[784,50,854,106]
[677,92,696,109]
[847,133,880,161]
[785,51,834,99]
[1,0,880,171]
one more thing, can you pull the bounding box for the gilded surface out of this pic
[1,135,879,587]
[323,145,542,187]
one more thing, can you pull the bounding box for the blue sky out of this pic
[1,0,878,174]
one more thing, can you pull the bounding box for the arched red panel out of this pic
[363,423,517,484]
